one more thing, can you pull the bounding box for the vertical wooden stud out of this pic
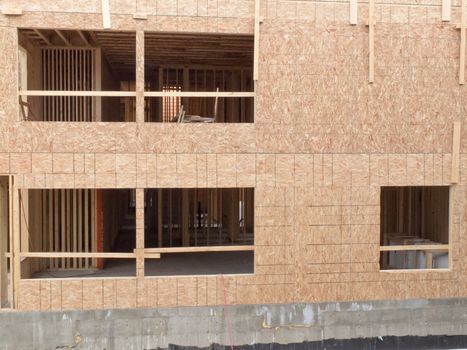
[350,0,358,24]
[78,189,82,268]
[60,190,65,269]
[253,0,261,81]
[157,189,162,247]
[459,0,466,84]
[136,30,145,123]
[91,190,97,267]
[451,121,461,183]
[12,181,20,308]
[101,0,111,29]
[368,0,375,83]
[182,189,189,246]
[442,0,451,21]
[84,189,89,268]
[0,178,8,307]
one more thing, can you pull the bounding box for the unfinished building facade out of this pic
[0,0,465,311]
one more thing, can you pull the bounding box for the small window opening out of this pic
[380,186,450,270]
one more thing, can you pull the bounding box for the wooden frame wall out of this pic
[0,177,9,308]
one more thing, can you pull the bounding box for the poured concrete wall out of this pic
[2,298,467,349]
[0,0,465,311]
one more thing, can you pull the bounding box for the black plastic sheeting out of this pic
[151,335,467,350]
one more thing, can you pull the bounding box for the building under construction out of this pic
[0,0,466,348]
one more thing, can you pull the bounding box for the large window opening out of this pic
[20,189,136,279]
[144,188,254,276]
[18,29,136,122]
[144,32,254,123]
[380,186,450,270]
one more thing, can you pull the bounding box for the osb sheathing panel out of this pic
[4,0,467,311]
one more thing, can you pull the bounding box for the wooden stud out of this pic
[350,0,358,25]
[101,0,111,29]
[253,0,261,81]
[96,190,103,269]
[451,121,461,183]
[8,177,13,305]
[136,30,145,123]
[442,0,451,21]
[368,0,375,83]
[0,178,8,307]
[84,189,89,269]
[169,189,172,247]
[19,191,29,257]
[448,186,454,269]
[182,189,190,247]
[12,182,20,308]
[380,244,449,252]
[91,190,97,267]
[94,48,102,121]
[60,190,66,269]
[78,190,82,268]
[157,189,162,248]
[459,0,466,84]
[72,190,77,268]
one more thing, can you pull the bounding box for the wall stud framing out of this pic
[442,0,452,21]
[368,0,375,83]
[350,0,358,25]
[253,0,261,81]
[459,0,466,84]
[451,121,461,183]
[101,0,111,29]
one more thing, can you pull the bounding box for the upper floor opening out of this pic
[17,29,254,123]
[18,29,136,122]
[144,32,254,123]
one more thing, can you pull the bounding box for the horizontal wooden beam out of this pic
[19,90,136,97]
[20,252,138,258]
[145,91,255,97]
[380,244,449,252]
[19,91,255,98]
[144,245,254,254]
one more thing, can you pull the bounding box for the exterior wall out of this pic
[0,0,466,311]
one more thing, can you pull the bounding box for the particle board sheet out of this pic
[41,48,95,122]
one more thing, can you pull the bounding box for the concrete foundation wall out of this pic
[0,0,466,311]
[1,298,467,349]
